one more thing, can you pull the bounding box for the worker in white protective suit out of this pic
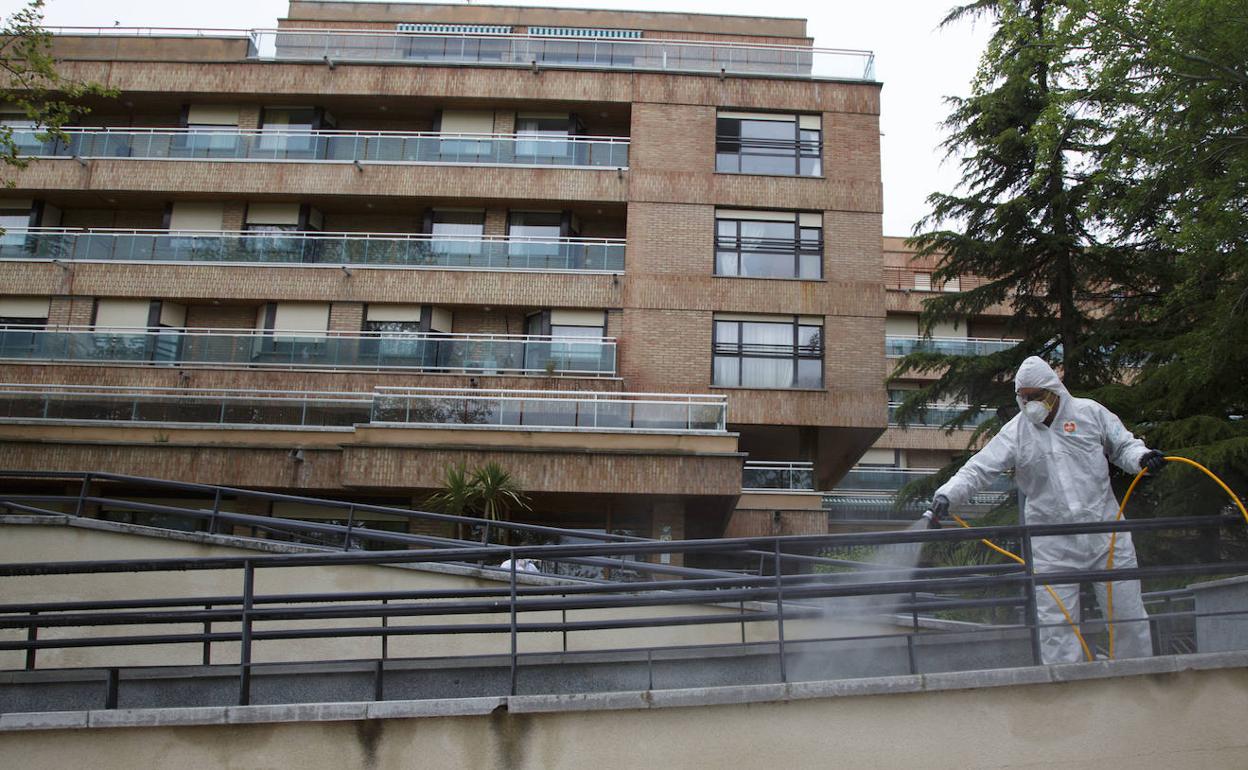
[928,356,1166,663]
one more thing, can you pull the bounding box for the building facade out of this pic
[0,2,893,551]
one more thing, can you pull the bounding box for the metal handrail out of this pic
[21,126,630,143]
[0,325,616,343]
[0,384,728,433]
[0,502,1240,706]
[0,227,627,272]
[245,27,876,81]
[12,126,630,169]
[0,226,626,245]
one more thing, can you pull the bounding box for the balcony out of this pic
[246,29,875,81]
[0,384,372,429]
[0,228,625,273]
[0,327,618,377]
[0,385,728,433]
[887,402,994,429]
[372,388,727,433]
[14,128,629,169]
[742,461,814,491]
[885,335,1021,358]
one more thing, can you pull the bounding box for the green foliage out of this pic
[896,0,1248,521]
[470,461,532,523]
[424,461,532,543]
[0,0,115,181]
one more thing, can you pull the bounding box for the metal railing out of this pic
[888,402,995,429]
[886,336,1022,358]
[0,327,618,377]
[882,267,989,293]
[2,472,1245,708]
[246,28,876,81]
[0,384,728,434]
[742,461,815,491]
[0,384,372,429]
[0,228,626,272]
[12,127,629,168]
[371,387,728,433]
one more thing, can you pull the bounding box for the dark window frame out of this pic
[715,114,822,177]
[714,213,823,279]
[711,316,824,389]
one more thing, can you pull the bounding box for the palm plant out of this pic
[424,462,531,544]
[472,462,532,525]
[424,463,480,540]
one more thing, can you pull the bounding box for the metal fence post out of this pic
[239,560,255,706]
[380,598,389,661]
[509,552,519,696]
[105,668,120,709]
[343,505,356,551]
[209,488,222,535]
[203,603,213,665]
[774,539,787,683]
[75,473,91,518]
[1020,527,1043,666]
[25,611,38,671]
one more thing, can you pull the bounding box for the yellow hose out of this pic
[1106,456,1248,658]
[948,512,1095,662]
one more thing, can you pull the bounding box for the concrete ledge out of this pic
[3,651,1247,732]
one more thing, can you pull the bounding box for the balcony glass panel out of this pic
[372,389,727,432]
[13,128,628,168]
[885,335,1022,357]
[249,30,874,81]
[887,402,994,428]
[742,461,815,490]
[0,328,617,377]
[0,229,625,272]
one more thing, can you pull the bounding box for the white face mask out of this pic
[1022,399,1050,424]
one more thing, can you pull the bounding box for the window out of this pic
[716,112,821,176]
[713,316,823,389]
[715,210,821,279]
[428,210,485,260]
[515,115,575,161]
[508,210,572,264]
[258,107,321,157]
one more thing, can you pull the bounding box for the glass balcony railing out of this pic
[246,29,875,81]
[0,327,618,377]
[0,385,373,428]
[13,128,629,168]
[824,465,1015,520]
[0,385,729,434]
[885,335,1022,358]
[372,388,727,432]
[742,461,815,491]
[887,402,994,429]
[0,228,625,272]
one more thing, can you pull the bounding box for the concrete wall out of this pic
[3,658,1248,769]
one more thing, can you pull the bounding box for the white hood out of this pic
[1014,356,1069,412]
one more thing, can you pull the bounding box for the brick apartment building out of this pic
[0,2,1002,547]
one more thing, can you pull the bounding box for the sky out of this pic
[20,0,993,236]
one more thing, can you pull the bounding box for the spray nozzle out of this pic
[920,510,942,529]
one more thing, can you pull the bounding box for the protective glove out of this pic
[930,494,950,524]
[1140,450,1167,474]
